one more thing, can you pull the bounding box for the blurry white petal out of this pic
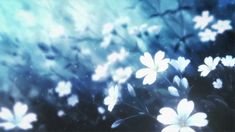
[177,99,194,119]
[18,113,37,130]
[154,51,165,63]
[140,52,154,68]
[0,108,14,121]
[157,107,178,125]
[181,78,189,89]
[168,86,179,97]
[0,122,16,130]
[13,102,28,119]
[143,71,157,85]
[180,127,195,132]
[161,125,180,132]
[173,76,180,86]
[187,112,208,127]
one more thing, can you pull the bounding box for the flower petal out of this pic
[168,86,179,97]
[158,59,170,72]
[154,51,165,63]
[17,113,37,130]
[161,125,180,132]
[0,107,14,121]
[177,99,194,119]
[180,127,195,132]
[187,112,208,127]
[204,56,213,66]
[143,71,157,85]
[140,52,154,68]
[157,107,178,125]
[13,102,28,119]
[135,68,151,78]
[0,122,16,130]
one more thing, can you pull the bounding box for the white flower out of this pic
[198,29,217,42]
[221,55,235,67]
[67,95,79,107]
[97,107,105,114]
[170,57,190,73]
[212,78,223,89]
[193,11,214,29]
[55,81,72,97]
[57,110,65,117]
[198,56,220,77]
[104,85,120,112]
[136,51,170,85]
[0,102,37,130]
[212,20,232,34]
[168,86,179,97]
[112,67,132,84]
[92,64,109,81]
[157,98,208,132]
[173,76,189,89]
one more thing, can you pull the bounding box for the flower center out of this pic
[178,116,188,127]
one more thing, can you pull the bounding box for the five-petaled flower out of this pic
[157,98,208,132]
[198,56,220,77]
[0,102,37,130]
[136,51,170,85]
[193,11,214,30]
[198,29,217,42]
[55,81,72,97]
[212,20,232,34]
[212,78,223,89]
[104,85,120,112]
[221,55,235,67]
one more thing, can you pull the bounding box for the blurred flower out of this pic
[168,86,179,97]
[107,48,129,64]
[92,64,109,81]
[198,29,217,42]
[67,95,79,107]
[136,51,170,85]
[170,57,190,73]
[212,20,232,34]
[57,110,65,117]
[112,67,132,84]
[212,78,223,89]
[0,102,37,130]
[173,76,189,89]
[97,107,105,114]
[198,56,220,77]
[104,85,120,112]
[157,99,208,132]
[193,11,214,29]
[221,55,235,67]
[55,81,72,97]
